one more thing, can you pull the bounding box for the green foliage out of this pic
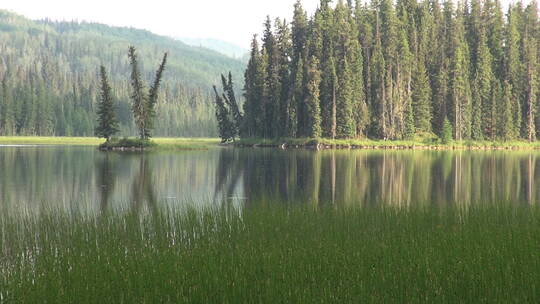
[3,205,540,302]
[99,137,156,149]
[304,56,322,138]
[441,118,453,144]
[239,0,540,143]
[94,66,119,141]
[213,86,234,143]
[128,47,167,139]
[0,10,244,137]
[213,75,241,143]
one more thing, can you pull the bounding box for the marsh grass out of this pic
[1,204,540,303]
[0,137,220,150]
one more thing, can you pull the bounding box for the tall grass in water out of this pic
[1,204,540,303]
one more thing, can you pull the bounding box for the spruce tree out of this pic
[290,55,304,138]
[145,53,168,139]
[127,46,167,140]
[412,56,432,133]
[0,76,15,135]
[304,56,322,138]
[213,85,235,143]
[221,73,243,138]
[450,6,472,141]
[475,30,494,140]
[275,19,293,138]
[128,46,147,139]
[320,54,338,138]
[500,81,514,140]
[95,66,119,141]
[505,5,523,139]
[243,36,265,138]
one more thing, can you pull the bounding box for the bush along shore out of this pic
[99,138,157,151]
[234,138,540,151]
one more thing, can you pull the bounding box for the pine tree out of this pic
[127,46,167,140]
[505,5,523,139]
[243,36,265,138]
[473,30,494,140]
[371,11,388,138]
[262,17,281,138]
[450,5,472,141]
[128,46,147,139]
[0,75,15,135]
[221,73,243,139]
[500,80,514,140]
[145,53,168,139]
[412,56,432,133]
[213,85,234,143]
[321,54,338,138]
[275,19,293,138]
[524,29,537,142]
[441,118,453,143]
[95,66,119,141]
[304,56,322,138]
[290,55,304,138]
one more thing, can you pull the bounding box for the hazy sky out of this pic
[1,0,323,48]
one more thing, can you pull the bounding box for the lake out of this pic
[1,146,539,214]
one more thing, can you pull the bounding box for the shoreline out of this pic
[234,138,540,151]
[0,137,220,150]
[2,136,540,151]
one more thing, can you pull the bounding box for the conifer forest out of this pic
[0,10,244,137]
[240,0,540,142]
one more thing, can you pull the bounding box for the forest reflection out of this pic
[0,147,539,214]
[214,149,540,207]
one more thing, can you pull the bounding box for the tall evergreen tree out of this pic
[412,56,432,133]
[145,53,168,139]
[0,75,15,135]
[473,30,494,140]
[221,73,243,138]
[450,5,472,141]
[128,46,147,140]
[213,85,235,143]
[304,56,323,138]
[243,36,265,138]
[505,5,523,139]
[95,66,119,141]
[500,80,514,140]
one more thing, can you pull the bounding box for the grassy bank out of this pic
[236,137,540,150]
[1,204,540,303]
[0,136,220,150]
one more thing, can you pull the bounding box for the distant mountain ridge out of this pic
[0,10,246,137]
[178,37,249,61]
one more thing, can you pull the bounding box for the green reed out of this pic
[1,204,539,303]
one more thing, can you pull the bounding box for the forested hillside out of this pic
[0,10,245,137]
[242,0,540,141]
[179,37,248,60]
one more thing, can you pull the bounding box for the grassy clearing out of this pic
[0,136,104,146]
[1,204,540,303]
[236,137,540,150]
[0,137,221,150]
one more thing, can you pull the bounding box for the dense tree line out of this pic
[0,10,244,137]
[242,0,540,142]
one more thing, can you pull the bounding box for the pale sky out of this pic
[1,0,322,48]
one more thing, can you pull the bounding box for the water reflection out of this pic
[214,149,540,207]
[0,146,539,214]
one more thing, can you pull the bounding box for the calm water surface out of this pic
[1,146,539,214]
